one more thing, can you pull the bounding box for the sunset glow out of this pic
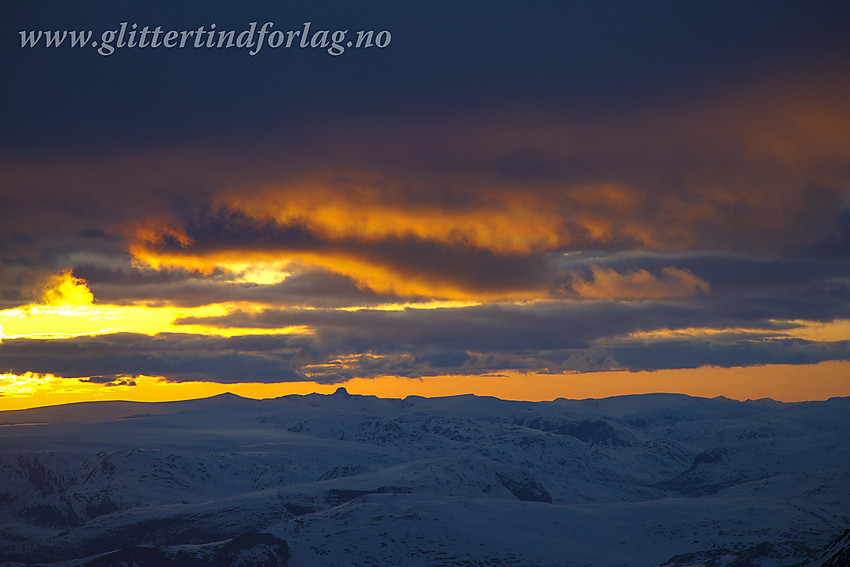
[5,7,850,567]
[2,2,849,411]
[0,273,312,340]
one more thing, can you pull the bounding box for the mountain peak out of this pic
[333,387,350,397]
[211,392,246,401]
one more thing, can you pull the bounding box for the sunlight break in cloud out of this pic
[0,269,311,340]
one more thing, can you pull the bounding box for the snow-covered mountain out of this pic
[0,389,847,566]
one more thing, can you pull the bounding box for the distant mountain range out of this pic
[1,389,847,566]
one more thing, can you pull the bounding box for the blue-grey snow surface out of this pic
[0,390,847,566]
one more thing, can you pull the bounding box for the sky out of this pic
[1,1,849,409]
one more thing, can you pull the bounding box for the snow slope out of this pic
[0,390,847,566]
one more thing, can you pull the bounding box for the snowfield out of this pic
[0,390,847,566]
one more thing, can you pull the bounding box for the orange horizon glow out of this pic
[2,269,848,413]
[3,17,850,434]
[2,360,848,412]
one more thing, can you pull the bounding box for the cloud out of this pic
[38,270,94,306]
[5,2,850,152]
[607,338,850,372]
[0,265,56,310]
[0,333,311,383]
[174,298,840,364]
[2,3,849,387]
[0,67,847,309]
[75,261,404,309]
[2,325,847,383]
[564,265,710,300]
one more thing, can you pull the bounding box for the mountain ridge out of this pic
[1,391,847,566]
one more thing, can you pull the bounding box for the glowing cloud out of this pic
[40,270,95,307]
[2,7,850,408]
[566,265,711,300]
[0,270,311,340]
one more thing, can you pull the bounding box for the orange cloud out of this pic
[567,265,710,301]
[128,245,546,302]
[2,71,844,263]
[3,69,846,311]
[213,182,564,254]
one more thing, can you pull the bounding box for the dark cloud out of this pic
[5,1,850,151]
[2,2,849,384]
[2,325,847,383]
[1,69,848,304]
[174,297,842,363]
[608,339,850,372]
[0,333,311,383]
[0,265,53,310]
[139,209,554,297]
[76,261,402,308]
[553,253,850,320]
